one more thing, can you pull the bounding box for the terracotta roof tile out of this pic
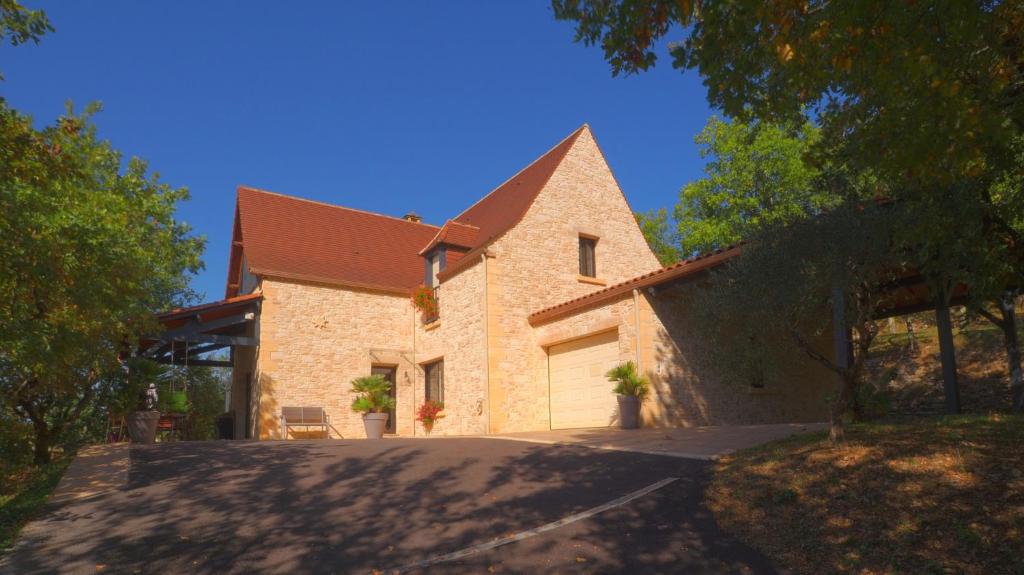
[437,125,587,280]
[419,220,480,255]
[231,187,440,295]
[224,125,589,296]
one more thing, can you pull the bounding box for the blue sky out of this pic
[1,1,715,302]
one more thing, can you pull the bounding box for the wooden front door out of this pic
[371,365,397,434]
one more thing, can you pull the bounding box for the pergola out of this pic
[138,293,262,367]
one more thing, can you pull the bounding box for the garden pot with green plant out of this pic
[606,361,649,429]
[416,400,444,435]
[350,374,397,439]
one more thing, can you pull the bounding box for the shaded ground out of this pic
[707,415,1024,575]
[2,438,781,574]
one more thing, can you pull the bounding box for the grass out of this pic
[707,415,1024,575]
[0,457,72,553]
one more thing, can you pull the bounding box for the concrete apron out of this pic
[484,423,828,460]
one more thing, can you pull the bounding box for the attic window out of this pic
[578,236,597,278]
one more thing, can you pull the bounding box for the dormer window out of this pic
[578,236,597,278]
[425,249,446,287]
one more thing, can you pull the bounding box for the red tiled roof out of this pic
[224,125,588,297]
[227,187,440,295]
[452,125,584,243]
[437,125,587,280]
[419,220,480,255]
[528,244,744,326]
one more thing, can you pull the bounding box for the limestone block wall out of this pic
[482,128,661,432]
[530,290,832,427]
[413,260,487,436]
[255,278,416,439]
[643,292,832,425]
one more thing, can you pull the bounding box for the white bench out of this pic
[280,406,330,439]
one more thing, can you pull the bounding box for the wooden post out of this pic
[934,294,961,414]
[1001,292,1022,413]
[833,286,850,373]
[830,284,851,443]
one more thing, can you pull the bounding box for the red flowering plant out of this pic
[416,400,445,434]
[411,285,438,322]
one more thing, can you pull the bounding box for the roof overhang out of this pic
[528,245,743,326]
[139,293,262,367]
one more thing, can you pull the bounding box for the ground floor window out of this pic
[424,360,444,403]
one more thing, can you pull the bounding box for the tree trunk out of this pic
[830,374,854,444]
[935,294,961,414]
[999,293,1022,413]
[32,424,52,465]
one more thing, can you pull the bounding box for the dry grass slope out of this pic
[707,415,1024,575]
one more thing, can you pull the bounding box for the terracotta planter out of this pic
[362,412,389,439]
[128,411,160,444]
[617,396,640,429]
[421,421,434,435]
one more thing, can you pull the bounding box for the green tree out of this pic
[552,1,1023,192]
[553,1,1024,409]
[635,207,680,265]
[689,201,907,443]
[0,102,204,464]
[675,116,829,254]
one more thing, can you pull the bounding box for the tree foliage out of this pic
[0,0,49,47]
[675,116,830,254]
[0,0,51,80]
[554,0,1024,410]
[688,202,908,442]
[553,1,1023,186]
[0,102,204,463]
[635,207,680,265]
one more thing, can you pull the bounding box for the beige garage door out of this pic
[548,330,620,430]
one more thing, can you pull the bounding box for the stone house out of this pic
[220,125,831,439]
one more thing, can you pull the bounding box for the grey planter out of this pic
[128,411,160,444]
[362,413,389,439]
[617,396,640,429]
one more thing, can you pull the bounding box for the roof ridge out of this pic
[450,124,588,225]
[237,185,442,229]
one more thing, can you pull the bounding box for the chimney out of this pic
[403,211,422,223]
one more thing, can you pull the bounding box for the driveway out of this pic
[2,438,786,574]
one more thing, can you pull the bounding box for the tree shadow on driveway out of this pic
[1,438,781,574]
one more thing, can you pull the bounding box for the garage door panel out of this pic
[549,330,620,430]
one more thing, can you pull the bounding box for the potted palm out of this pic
[350,374,397,439]
[606,361,649,430]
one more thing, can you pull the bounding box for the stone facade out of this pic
[477,128,661,432]
[531,290,832,427]
[232,125,829,438]
[412,260,487,436]
[253,277,416,439]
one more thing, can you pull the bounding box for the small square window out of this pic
[424,360,444,403]
[579,236,597,277]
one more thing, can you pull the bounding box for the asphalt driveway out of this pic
[2,439,782,574]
